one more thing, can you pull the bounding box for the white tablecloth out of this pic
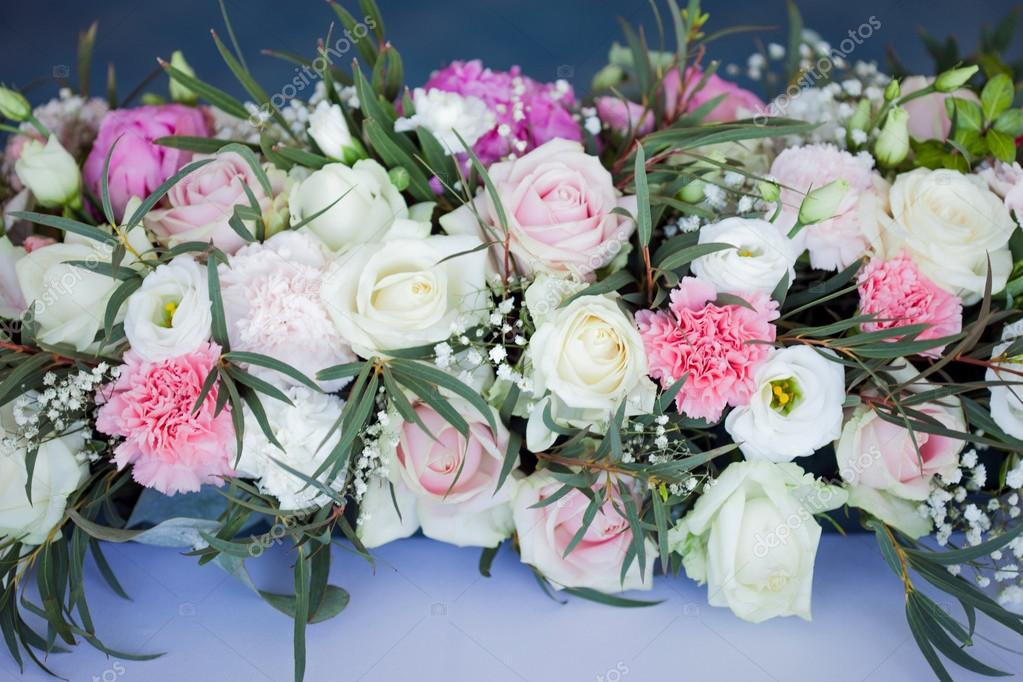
[8,533,1022,681]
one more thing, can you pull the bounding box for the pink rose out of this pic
[440,138,636,277]
[145,151,282,254]
[95,342,235,496]
[837,374,964,502]
[901,75,981,141]
[513,471,655,592]
[358,395,518,549]
[979,160,1023,217]
[83,104,210,220]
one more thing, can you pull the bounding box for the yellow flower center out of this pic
[768,377,800,415]
[161,301,178,328]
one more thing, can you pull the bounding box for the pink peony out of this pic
[594,97,654,135]
[670,67,766,122]
[95,342,234,495]
[857,255,962,358]
[144,151,283,255]
[219,231,356,392]
[767,143,887,271]
[598,67,764,134]
[422,60,581,164]
[636,277,778,422]
[83,104,210,221]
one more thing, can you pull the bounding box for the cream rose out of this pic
[288,159,409,252]
[0,236,26,319]
[874,168,1017,304]
[725,347,845,462]
[690,217,797,295]
[307,100,363,163]
[14,228,150,352]
[0,403,88,545]
[440,138,636,277]
[523,282,655,451]
[669,461,846,622]
[986,319,1023,440]
[357,394,518,548]
[124,255,211,362]
[320,229,488,357]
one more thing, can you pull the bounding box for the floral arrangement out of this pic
[1,2,1023,680]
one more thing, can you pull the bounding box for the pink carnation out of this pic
[96,342,235,495]
[857,255,963,359]
[423,60,581,164]
[636,277,778,422]
[83,104,210,221]
[767,143,886,271]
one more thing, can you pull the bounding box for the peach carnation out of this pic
[95,342,235,495]
[857,255,962,359]
[636,277,778,422]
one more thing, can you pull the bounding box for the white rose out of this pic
[288,159,409,252]
[237,386,346,511]
[320,232,488,357]
[524,289,655,451]
[14,136,81,209]
[14,231,144,352]
[668,461,846,623]
[394,88,496,155]
[0,236,27,319]
[724,346,845,462]
[307,100,364,163]
[0,403,88,545]
[875,168,1017,304]
[357,394,518,549]
[124,255,211,362]
[986,319,1023,440]
[690,217,797,295]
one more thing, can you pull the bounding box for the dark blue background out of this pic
[2,0,1021,106]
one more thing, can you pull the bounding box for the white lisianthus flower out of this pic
[288,159,410,252]
[394,88,496,155]
[307,100,365,163]
[0,403,88,545]
[0,236,27,319]
[236,386,346,511]
[358,394,518,549]
[668,461,846,623]
[523,283,655,451]
[690,217,797,295]
[724,346,845,462]
[320,229,488,357]
[986,319,1023,440]
[14,227,150,352]
[124,255,211,362]
[14,136,81,209]
[874,168,1017,304]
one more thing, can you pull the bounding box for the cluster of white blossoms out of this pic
[921,447,1023,611]
[12,365,116,439]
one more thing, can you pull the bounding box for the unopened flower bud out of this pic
[0,86,30,121]
[798,179,849,225]
[169,51,198,104]
[934,65,979,93]
[874,107,910,167]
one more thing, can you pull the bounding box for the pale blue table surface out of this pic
[4,533,1022,681]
